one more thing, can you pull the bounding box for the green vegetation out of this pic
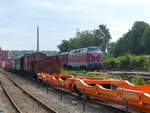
[108,21,150,57]
[58,21,150,72]
[58,21,150,58]
[63,70,146,86]
[131,75,145,86]
[62,70,87,76]
[104,54,150,71]
[58,25,111,53]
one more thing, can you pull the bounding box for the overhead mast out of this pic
[37,26,39,52]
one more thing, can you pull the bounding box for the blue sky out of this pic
[0,0,150,51]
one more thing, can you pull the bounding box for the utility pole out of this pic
[37,26,39,52]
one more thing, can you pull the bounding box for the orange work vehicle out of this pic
[37,73,150,113]
[74,79,150,113]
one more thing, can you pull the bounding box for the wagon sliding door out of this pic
[31,61,35,74]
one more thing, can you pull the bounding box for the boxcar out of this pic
[33,56,61,74]
[23,52,47,73]
[15,58,22,70]
[59,52,68,68]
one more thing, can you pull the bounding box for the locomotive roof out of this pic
[59,47,99,54]
[60,52,69,55]
[70,46,98,51]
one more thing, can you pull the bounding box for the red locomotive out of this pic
[59,47,103,70]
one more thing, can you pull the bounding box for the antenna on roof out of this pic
[37,26,39,52]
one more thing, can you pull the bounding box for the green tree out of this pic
[78,31,95,48]
[58,40,71,52]
[129,21,149,54]
[108,21,150,57]
[58,31,94,52]
[93,25,111,52]
[107,42,117,57]
[58,25,111,53]
[142,27,150,54]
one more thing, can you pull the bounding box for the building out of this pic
[0,47,9,61]
[0,47,10,68]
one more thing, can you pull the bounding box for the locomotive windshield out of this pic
[87,48,99,52]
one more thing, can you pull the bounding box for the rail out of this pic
[0,71,58,113]
[0,81,22,113]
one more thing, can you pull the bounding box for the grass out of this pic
[62,70,87,76]
[62,70,112,78]
[62,70,147,86]
[131,75,145,86]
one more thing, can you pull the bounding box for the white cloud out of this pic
[0,0,150,50]
[30,0,57,9]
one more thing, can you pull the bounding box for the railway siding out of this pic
[0,72,57,113]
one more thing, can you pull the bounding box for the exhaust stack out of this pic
[37,26,39,52]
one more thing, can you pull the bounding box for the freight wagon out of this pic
[11,52,61,75]
[32,56,61,74]
[23,52,47,73]
[59,52,68,69]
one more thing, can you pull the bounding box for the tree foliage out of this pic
[94,25,111,51]
[108,21,150,57]
[58,25,111,52]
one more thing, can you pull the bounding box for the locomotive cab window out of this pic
[87,48,99,52]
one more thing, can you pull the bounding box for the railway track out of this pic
[2,70,139,113]
[48,85,137,113]
[50,87,131,113]
[88,70,150,80]
[0,81,22,113]
[0,81,20,113]
[109,71,150,80]
[0,71,57,113]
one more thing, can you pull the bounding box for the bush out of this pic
[104,58,120,70]
[119,55,131,70]
[131,75,145,86]
[104,54,150,71]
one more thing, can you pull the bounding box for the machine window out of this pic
[87,48,98,51]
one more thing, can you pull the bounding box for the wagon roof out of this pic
[21,52,46,58]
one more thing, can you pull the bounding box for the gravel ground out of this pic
[0,101,4,113]
[0,74,17,113]
[0,72,49,113]
[1,70,124,113]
